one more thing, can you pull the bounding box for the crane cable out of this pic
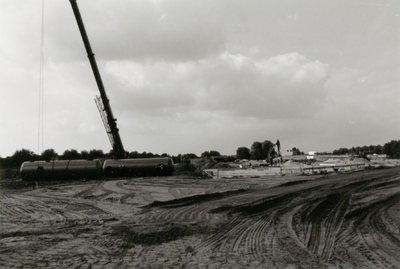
[38,0,45,154]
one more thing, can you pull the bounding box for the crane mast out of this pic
[69,0,125,159]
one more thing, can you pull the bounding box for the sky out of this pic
[1,0,399,158]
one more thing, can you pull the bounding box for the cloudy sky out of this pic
[1,0,399,158]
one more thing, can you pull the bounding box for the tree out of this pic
[146,152,155,158]
[129,151,139,158]
[374,145,383,154]
[201,151,221,158]
[250,141,264,160]
[262,140,275,158]
[383,140,400,158]
[41,149,58,161]
[9,149,36,167]
[180,153,198,163]
[80,150,89,159]
[88,149,105,159]
[62,149,81,160]
[332,148,349,155]
[236,147,251,160]
[172,154,182,163]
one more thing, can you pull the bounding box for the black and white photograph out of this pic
[1,0,399,268]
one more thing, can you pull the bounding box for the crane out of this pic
[69,0,125,159]
[20,0,176,180]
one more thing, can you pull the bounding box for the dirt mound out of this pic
[112,223,210,246]
[281,160,303,167]
[149,189,249,208]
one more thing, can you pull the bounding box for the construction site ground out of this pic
[1,167,400,268]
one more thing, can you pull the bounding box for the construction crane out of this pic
[267,139,282,165]
[69,0,125,159]
[20,0,176,180]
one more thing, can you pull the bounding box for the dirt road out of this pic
[1,168,399,268]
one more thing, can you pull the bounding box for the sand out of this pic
[1,168,400,268]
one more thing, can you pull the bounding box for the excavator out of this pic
[267,140,282,165]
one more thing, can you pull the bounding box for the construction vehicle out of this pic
[267,140,282,165]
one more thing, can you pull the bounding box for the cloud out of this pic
[2,0,397,157]
[44,0,225,62]
[102,52,329,122]
[287,13,298,21]
[323,67,400,122]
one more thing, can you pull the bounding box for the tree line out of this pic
[1,139,399,169]
[328,140,400,158]
[0,148,206,169]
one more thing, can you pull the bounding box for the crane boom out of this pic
[69,0,125,159]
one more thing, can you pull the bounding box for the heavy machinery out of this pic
[20,1,175,181]
[267,140,282,165]
[69,0,174,176]
[69,0,125,159]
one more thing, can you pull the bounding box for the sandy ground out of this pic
[1,168,400,268]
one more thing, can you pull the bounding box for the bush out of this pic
[1,169,19,179]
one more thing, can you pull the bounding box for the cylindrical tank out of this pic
[67,159,103,179]
[20,159,103,181]
[103,157,174,177]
